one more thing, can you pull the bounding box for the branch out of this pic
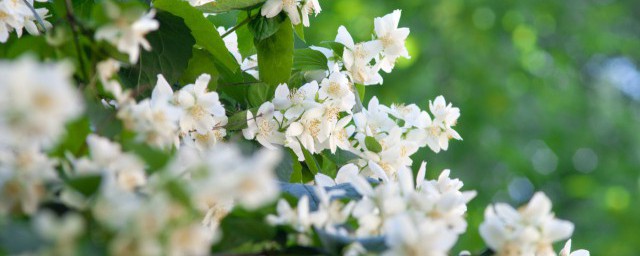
[63,0,89,85]
[221,13,254,38]
[21,0,47,33]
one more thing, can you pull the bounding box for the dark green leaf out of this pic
[120,11,195,88]
[248,15,284,42]
[67,175,102,197]
[293,48,329,71]
[236,11,256,58]
[247,83,270,107]
[49,116,91,158]
[153,0,240,75]
[293,22,305,42]
[321,41,345,58]
[274,148,295,182]
[301,146,320,175]
[213,207,276,251]
[256,18,294,94]
[365,136,382,153]
[122,141,172,173]
[180,48,220,90]
[196,0,265,13]
[226,110,249,131]
[321,149,360,167]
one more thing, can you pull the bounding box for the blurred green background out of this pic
[304,0,640,255]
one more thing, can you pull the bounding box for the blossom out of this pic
[95,7,159,63]
[0,57,83,149]
[261,0,301,25]
[335,26,383,85]
[175,74,227,135]
[406,95,462,153]
[374,10,410,73]
[33,211,85,255]
[0,0,52,43]
[560,240,590,256]
[71,135,147,191]
[243,102,285,149]
[0,147,56,215]
[119,75,182,149]
[383,214,456,256]
[479,192,575,256]
[301,0,321,27]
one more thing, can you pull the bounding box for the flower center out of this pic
[306,119,321,137]
[327,82,343,97]
[288,88,305,104]
[258,119,274,136]
[189,105,207,120]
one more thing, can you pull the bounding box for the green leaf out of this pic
[153,0,240,75]
[355,84,366,101]
[301,146,320,175]
[256,18,294,92]
[293,22,305,42]
[226,111,249,131]
[49,116,91,158]
[321,155,337,178]
[120,11,195,88]
[213,206,276,251]
[321,41,345,58]
[180,48,220,90]
[236,11,256,58]
[321,149,360,167]
[293,48,329,71]
[248,15,284,42]
[197,0,265,13]
[67,175,102,197]
[247,83,270,108]
[123,141,172,173]
[274,148,295,182]
[290,150,303,183]
[365,136,383,153]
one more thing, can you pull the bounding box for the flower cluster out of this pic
[0,57,83,215]
[480,192,587,256]
[334,10,410,85]
[0,0,51,43]
[261,0,321,27]
[268,162,476,255]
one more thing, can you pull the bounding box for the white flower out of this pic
[168,223,214,256]
[374,10,410,73]
[175,74,227,135]
[0,147,56,215]
[243,102,285,149]
[0,57,83,149]
[95,8,159,63]
[262,0,302,25]
[314,163,359,187]
[72,135,147,191]
[119,75,182,149]
[326,115,354,154]
[406,96,462,153]
[335,26,383,85]
[273,82,320,120]
[383,214,456,256]
[319,71,356,111]
[301,0,321,27]
[479,192,575,256]
[0,0,52,43]
[33,211,85,255]
[560,240,590,256]
[429,95,460,127]
[187,0,215,7]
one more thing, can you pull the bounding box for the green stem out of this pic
[221,13,254,38]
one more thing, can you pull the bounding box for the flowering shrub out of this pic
[0,0,589,255]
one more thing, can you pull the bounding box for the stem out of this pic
[21,0,47,33]
[221,13,254,39]
[64,0,89,85]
